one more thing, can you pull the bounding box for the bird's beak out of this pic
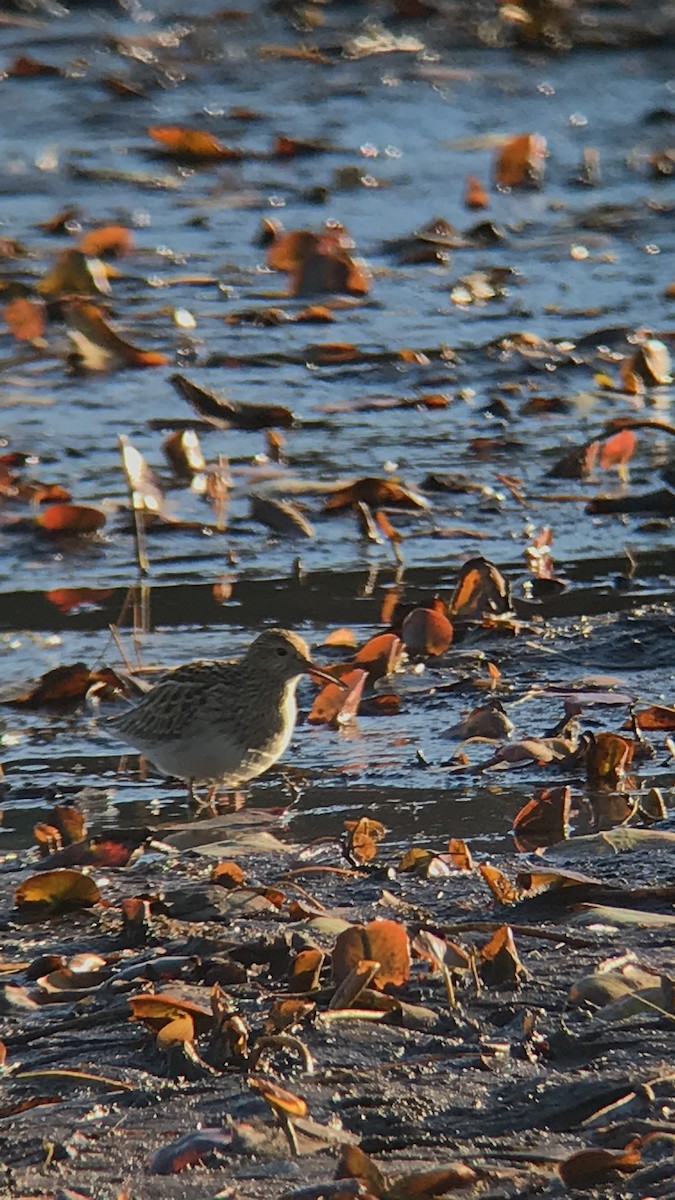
[306,661,348,689]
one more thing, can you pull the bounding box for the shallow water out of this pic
[1,0,674,852]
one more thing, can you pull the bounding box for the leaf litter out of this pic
[1,0,675,1197]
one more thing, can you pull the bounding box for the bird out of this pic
[107,628,339,805]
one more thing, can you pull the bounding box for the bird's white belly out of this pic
[146,688,297,784]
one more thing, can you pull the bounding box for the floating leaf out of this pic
[442,702,513,742]
[39,248,110,299]
[495,132,547,188]
[449,557,511,619]
[250,495,315,539]
[265,998,316,1032]
[353,632,404,681]
[398,847,451,878]
[162,429,206,481]
[8,662,97,708]
[386,1164,478,1197]
[330,959,382,1010]
[325,477,429,512]
[447,839,474,871]
[630,704,675,732]
[78,224,134,258]
[401,606,453,656]
[598,428,637,471]
[478,863,520,905]
[15,869,101,914]
[308,667,366,725]
[170,373,295,429]
[2,295,46,342]
[149,1129,234,1175]
[512,785,571,851]
[148,125,242,161]
[36,503,106,535]
[586,732,634,788]
[464,174,489,209]
[65,301,168,370]
[45,587,112,613]
[622,339,671,387]
[7,53,60,78]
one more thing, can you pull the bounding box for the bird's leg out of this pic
[187,777,197,806]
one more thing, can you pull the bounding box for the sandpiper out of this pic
[108,628,337,803]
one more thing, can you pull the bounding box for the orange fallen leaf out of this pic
[128,993,213,1035]
[450,556,512,620]
[598,428,637,470]
[480,925,527,987]
[495,132,547,188]
[248,1076,308,1118]
[512,785,571,851]
[324,477,422,511]
[148,125,242,161]
[344,816,387,864]
[273,135,332,158]
[289,949,325,991]
[353,632,404,681]
[447,838,474,871]
[386,1164,478,1197]
[156,1013,195,1049]
[37,503,106,534]
[630,704,675,732]
[558,1145,641,1188]
[78,224,134,259]
[401,606,453,656]
[478,862,520,905]
[337,1145,387,1194]
[210,861,246,889]
[3,295,46,341]
[330,959,383,1010]
[586,732,634,788]
[333,919,411,990]
[265,999,316,1032]
[308,666,366,725]
[46,587,113,613]
[464,174,489,209]
[7,54,60,78]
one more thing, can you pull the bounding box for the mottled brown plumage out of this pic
[108,628,335,793]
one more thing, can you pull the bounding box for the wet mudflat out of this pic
[1,0,675,1196]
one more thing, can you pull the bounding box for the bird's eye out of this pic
[276,647,288,657]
